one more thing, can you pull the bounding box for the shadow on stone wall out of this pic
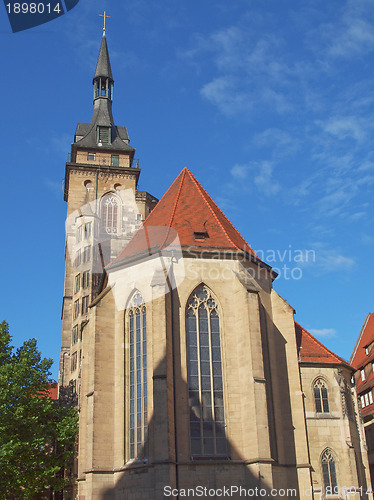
[99,287,302,500]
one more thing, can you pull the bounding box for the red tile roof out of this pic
[110,167,268,269]
[37,383,58,400]
[350,313,374,370]
[295,322,351,368]
[46,383,58,400]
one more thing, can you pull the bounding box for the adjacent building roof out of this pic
[350,313,374,370]
[109,167,269,269]
[46,383,59,400]
[295,322,352,368]
[37,383,58,400]
[349,314,374,418]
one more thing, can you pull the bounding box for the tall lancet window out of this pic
[101,193,120,234]
[186,285,227,458]
[128,291,147,460]
[314,378,329,413]
[321,449,338,494]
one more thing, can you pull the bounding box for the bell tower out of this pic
[58,27,158,400]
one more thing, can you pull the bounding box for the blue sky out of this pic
[1,0,373,379]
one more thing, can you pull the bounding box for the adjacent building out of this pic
[351,313,374,487]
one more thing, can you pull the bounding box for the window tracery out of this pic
[314,378,329,413]
[101,193,120,234]
[128,291,147,460]
[321,448,338,495]
[186,285,227,457]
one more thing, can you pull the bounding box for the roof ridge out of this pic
[186,169,242,252]
[139,169,184,228]
[350,312,372,365]
[159,168,187,249]
[167,168,187,229]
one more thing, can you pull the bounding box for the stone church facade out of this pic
[59,32,372,499]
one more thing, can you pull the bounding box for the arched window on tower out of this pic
[321,448,338,495]
[186,284,227,458]
[127,291,147,460]
[314,378,329,413]
[101,193,120,234]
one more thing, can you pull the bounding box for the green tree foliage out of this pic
[0,321,78,499]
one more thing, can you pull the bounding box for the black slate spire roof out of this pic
[93,33,113,82]
[72,32,135,155]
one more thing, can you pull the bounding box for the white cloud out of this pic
[200,76,254,116]
[183,1,374,229]
[318,116,366,142]
[317,252,355,272]
[185,22,298,118]
[253,128,294,148]
[230,161,280,196]
[328,18,374,58]
[297,242,355,275]
[230,164,249,180]
[254,162,281,196]
[306,0,374,62]
[309,328,337,339]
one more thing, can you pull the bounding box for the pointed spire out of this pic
[93,33,113,82]
[72,30,135,156]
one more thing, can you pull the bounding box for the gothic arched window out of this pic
[186,285,227,458]
[314,379,329,413]
[128,291,147,460]
[101,193,120,234]
[321,449,338,494]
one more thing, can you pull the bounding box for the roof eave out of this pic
[298,360,353,370]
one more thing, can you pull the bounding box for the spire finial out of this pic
[99,11,110,33]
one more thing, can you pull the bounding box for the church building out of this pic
[58,29,372,500]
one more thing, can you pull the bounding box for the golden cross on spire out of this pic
[99,11,110,32]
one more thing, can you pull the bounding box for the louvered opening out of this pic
[98,126,111,144]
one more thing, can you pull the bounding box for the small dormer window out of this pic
[361,369,366,381]
[98,126,111,145]
[194,231,209,241]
